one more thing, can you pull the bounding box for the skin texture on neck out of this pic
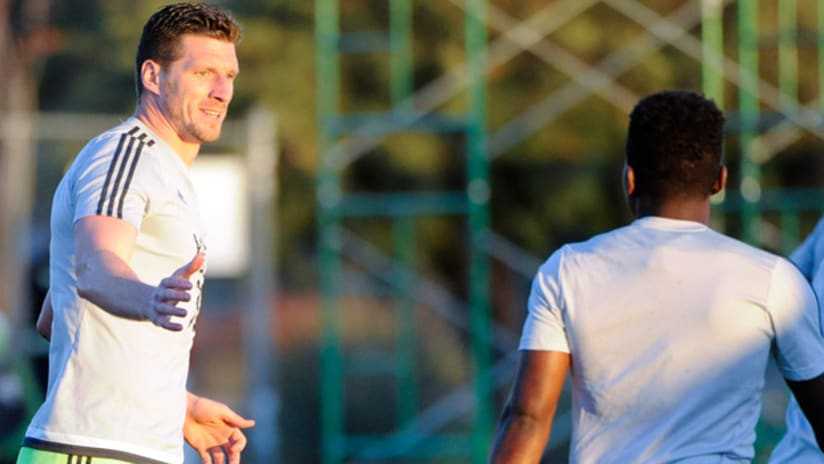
[627,196,714,225]
[623,164,726,226]
[136,102,200,166]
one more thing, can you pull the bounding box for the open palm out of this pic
[184,394,256,464]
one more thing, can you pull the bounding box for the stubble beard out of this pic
[188,120,222,144]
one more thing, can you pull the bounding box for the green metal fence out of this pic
[316,1,824,462]
[315,1,492,462]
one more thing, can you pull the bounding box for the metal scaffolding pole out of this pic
[738,1,760,244]
[465,1,493,463]
[314,2,344,463]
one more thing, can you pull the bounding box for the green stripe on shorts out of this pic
[16,446,136,464]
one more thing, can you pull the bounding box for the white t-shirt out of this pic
[24,118,206,464]
[769,216,824,464]
[520,216,824,463]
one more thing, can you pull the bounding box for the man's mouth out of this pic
[201,109,223,119]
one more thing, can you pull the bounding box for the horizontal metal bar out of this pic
[339,31,390,53]
[337,191,469,216]
[323,111,469,137]
[724,110,824,133]
[714,188,824,211]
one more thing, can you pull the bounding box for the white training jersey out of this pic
[24,118,206,464]
[769,216,824,464]
[520,216,824,464]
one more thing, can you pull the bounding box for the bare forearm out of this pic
[76,249,153,321]
[489,351,569,463]
[489,407,552,463]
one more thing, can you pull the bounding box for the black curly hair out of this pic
[625,90,725,199]
[134,2,241,98]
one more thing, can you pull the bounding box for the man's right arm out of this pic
[786,372,824,451]
[488,350,570,463]
[74,215,202,331]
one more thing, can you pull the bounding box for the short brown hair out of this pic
[134,2,241,98]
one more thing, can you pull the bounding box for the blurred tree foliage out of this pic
[27,0,824,287]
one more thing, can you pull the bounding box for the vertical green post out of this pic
[738,1,760,244]
[315,1,343,463]
[701,0,727,232]
[781,206,801,254]
[778,0,798,109]
[390,0,413,110]
[701,0,724,103]
[466,0,492,462]
[390,0,417,431]
[393,216,418,425]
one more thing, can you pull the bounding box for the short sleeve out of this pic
[789,217,824,279]
[73,136,150,230]
[771,257,824,381]
[519,247,571,353]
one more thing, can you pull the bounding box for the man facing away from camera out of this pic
[489,90,824,463]
[770,216,824,463]
[17,3,255,464]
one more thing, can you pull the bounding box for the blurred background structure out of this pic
[3,0,824,463]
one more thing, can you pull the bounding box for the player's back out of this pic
[545,216,820,462]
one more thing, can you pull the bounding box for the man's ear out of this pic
[140,60,162,96]
[710,165,727,195]
[623,164,636,196]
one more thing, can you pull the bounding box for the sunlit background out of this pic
[2,1,824,463]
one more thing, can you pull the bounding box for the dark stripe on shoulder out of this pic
[136,132,156,147]
[116,142,145,218]
[96,125,152,218]
[95,133,127,215]
[105,136,137,217]
[22,437,166,464]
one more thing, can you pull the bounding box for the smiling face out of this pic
[157,34,239,144]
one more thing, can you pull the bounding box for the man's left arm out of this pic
[488,350,570,463]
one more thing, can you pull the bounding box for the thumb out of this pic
[174,253,205,280]
[222,409,256,429]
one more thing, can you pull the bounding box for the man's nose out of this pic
[210,76,233,103]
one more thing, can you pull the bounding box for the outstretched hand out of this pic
[184,394,256,464]
[145,253,205,330]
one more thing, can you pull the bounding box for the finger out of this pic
[227,429,247,454]
[211,447,226,464]
[228,446,241,464]
[198,448,212,464]
[159,275,194,291]
[153,301,187,318]
[220,409,256,429]
[174,252,205,280]
[155,288,192,303]
[226,436,244,464]
[155,315,183,331]
[150,303,186,331]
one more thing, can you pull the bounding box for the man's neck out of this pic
[134,104,200,167]
[630,196,713,225]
